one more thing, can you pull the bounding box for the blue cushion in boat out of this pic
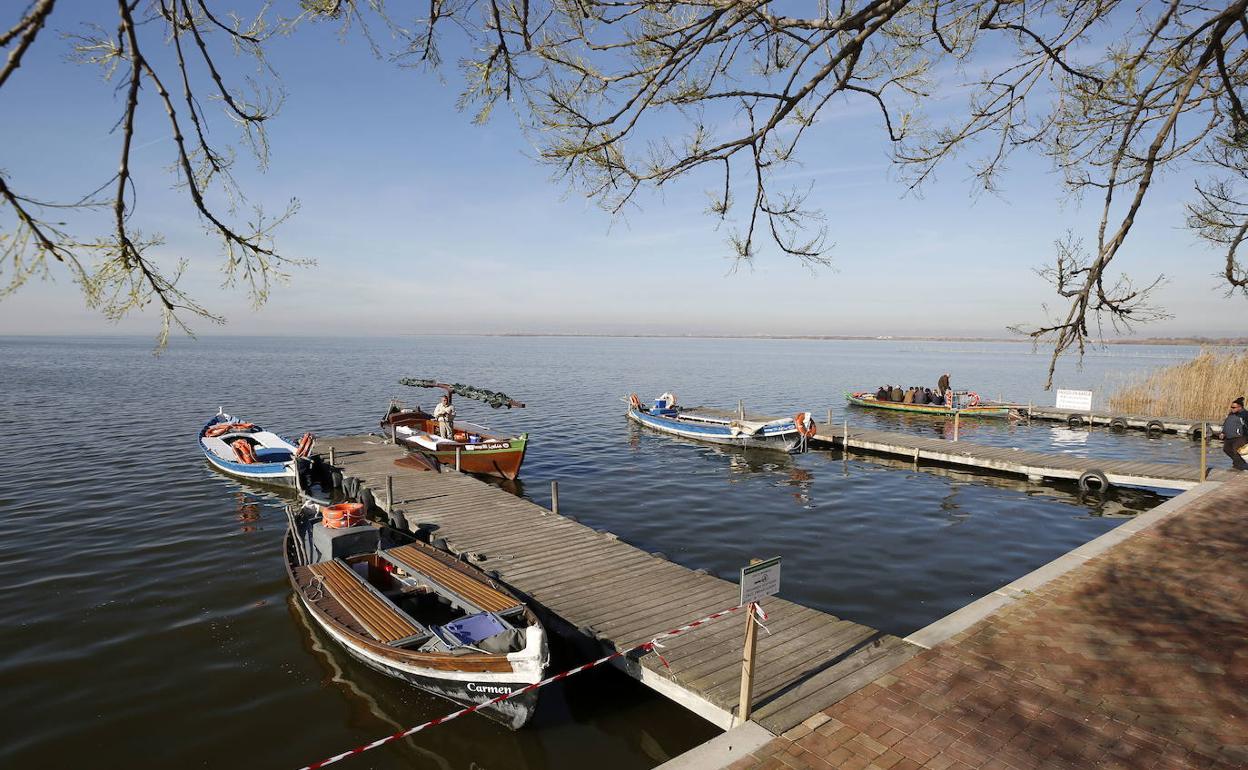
[254,447,293,462]
[439,612,509,646]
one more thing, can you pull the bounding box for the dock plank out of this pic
[315,433,917,733]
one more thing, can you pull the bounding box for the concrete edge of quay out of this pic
[654,479,1226,770]
[905,480,1223,649]
[655,722,777,770]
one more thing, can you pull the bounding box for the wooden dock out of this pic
[1024,405,1222,437]
[814,424,1229,490]
[314,435,921,733]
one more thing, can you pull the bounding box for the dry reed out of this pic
[1107,348,1248,420]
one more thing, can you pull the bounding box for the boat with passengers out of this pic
[846,391,1017,417]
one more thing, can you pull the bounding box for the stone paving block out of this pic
[737,478,1248,770]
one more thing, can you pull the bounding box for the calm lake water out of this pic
[0,336,1209,769]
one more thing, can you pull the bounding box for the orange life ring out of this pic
[629,393,642,410]
[321,502,365,529]
[207,421,255,438]
[965,392,981,407]
[295,432,315,458]
[231,439,258,464]
[793,412,817,438]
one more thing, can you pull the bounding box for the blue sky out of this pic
[0,3,1241,338]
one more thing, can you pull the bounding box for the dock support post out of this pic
[842,420,848,449]
[551,480,559,515]
[329,447,336,466]
[1200,423,1208,482]
[739,399,745,420]
[827,407,832,425]
[953,412,960,442]
[1027,402,1033,424]
[390,423,396,445]
[738,601,759,724]
[455,446,462,472]
[386,475,394,512]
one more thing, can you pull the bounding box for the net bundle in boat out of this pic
[399,378,525,409]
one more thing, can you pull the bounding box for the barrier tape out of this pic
[298,602,753,770]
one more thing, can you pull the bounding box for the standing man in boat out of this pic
[434,394,456,439]
[1224,397,1248,471]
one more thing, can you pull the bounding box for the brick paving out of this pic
[725,476,1248,770]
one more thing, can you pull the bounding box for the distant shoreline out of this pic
[480,333,1248,346]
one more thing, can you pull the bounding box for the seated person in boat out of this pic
[434,395,455,439]
[876,385,890,401]
[903,387,915,404]
[890,385,904,402]
[914,388,930,405]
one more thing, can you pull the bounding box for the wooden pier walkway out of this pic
[1024,405,1222,437]
[813,425,1229,490]
[315,435,921,733]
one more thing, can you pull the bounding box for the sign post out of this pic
[738,556,781,724]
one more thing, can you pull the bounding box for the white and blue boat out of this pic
[626,392,816,451]
[198,410,311,486]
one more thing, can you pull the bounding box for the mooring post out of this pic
[1200,422,1208,482]
[390,423,396,445]
[738,399,745,420]
[455,446,462,472]
[953,412,961,442]
[1027,402,1033,423]
[842,420,849,450]
[827,407,832,424]
[551,480,560,515]
[738,600,759,724]
[329,446,336,466]
[386,475,394,512]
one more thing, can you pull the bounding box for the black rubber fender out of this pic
[1067,414,1086,428]
[1145,420,1165,436]
[1078,469,1110,492]
[1109,417,1128,432]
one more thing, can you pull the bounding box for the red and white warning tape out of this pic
[298,601,756,770]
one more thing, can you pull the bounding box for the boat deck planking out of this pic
[315,434,920,733]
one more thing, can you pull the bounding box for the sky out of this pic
[0,3,1243,340]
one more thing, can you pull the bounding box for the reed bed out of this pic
[1107,348,1248,420]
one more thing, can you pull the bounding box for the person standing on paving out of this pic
[1223,397,1248,471]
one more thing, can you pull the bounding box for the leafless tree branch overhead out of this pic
[2,0,1247,376]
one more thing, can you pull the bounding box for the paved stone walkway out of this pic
[726,476,1248,770]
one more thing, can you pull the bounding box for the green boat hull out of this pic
[845,392,1013,418]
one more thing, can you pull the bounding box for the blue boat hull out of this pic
[627,408,801,450]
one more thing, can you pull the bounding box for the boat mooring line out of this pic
[297,602,753,770]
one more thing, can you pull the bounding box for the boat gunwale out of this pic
[284,529,544,675]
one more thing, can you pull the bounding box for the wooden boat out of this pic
[285,502,548,728]
[626,392,816,451]
[845,391,1016,417]
[380,405,528,480]
[199,410,311,486]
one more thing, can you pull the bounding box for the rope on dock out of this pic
[296,602,752,770]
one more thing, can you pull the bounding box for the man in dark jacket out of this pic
[1223,397,1248,471]
[937,373,951,398]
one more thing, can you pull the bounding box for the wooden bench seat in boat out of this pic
[308,559,426,644]
[383,545,521,615]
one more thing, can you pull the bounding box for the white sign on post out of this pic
[740,557,781,606]
[1055,389,1093,412]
